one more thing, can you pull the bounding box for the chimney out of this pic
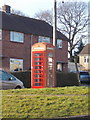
[2,5,11,14]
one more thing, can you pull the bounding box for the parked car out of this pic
[0,69,24,89]
[79,71,90,85]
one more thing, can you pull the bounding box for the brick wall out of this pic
[2,30,31,70]
[56,40,68,71]
[2,30,68,71]
[56,40,68,62]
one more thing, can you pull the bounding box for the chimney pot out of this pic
[2,5,11,14]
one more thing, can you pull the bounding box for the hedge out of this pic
[56,72,79,87]
[11,71,31,88]
[11,71,79,88]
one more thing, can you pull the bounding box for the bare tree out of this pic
[11,9,28,17]
[34,2,88,61]
[34,10,53,25]
[57,2,88,61]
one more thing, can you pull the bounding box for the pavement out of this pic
[1,115,90,120]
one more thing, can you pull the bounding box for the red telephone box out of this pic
[31,42,56,88]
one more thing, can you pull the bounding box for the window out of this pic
[57,39,62,48]
[38,36,50,43]
[10,31,24,43]
[34,53,43,56]
[2,71,16,81]
[0,29,2,40]
[84,56,89,63]
[10,58,23,71]
[57,63,63,71]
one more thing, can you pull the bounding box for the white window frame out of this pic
[38,36,50,43]
[10,31,24,43]
[10,58,23,71]
[57,39,62,48]
[0,29,2,40]
[84,56,89,63]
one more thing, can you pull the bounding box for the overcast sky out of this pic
[0,0,89,17]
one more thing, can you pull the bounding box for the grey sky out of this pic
[0,0,89,17]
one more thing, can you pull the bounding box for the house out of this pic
[0,5,68,72]
[79,44,90,71]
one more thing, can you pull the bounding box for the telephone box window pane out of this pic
[35,58,42,61]
[34,53,43,56]
[34,83,42,86]
[34,79,42,82]
[34,83,39,86]
[49,66,53,70]
[35,66,42,69]
[34,70,39,73]
[48,53,53,57]
[35,74,42,77]
[34,70,42,73]
[35,62,42,65]
[48,57,53,62]
[39,79,42,82]
[39,83,42,86]
[34,79,39,82]
[35,66,39,69]
[35,74,39,77]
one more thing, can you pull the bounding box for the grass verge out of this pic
[1,86,90,119]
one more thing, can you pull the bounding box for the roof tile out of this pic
[1,12,68,40]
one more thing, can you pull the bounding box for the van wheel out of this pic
[15,86,21,89]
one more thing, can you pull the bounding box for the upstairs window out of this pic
[10,31,24,43]
[0,29,2,40]
[38,36,50,43]
[57,39,62,48]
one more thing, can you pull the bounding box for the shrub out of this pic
[11,70,31,88]
[11,71,79,88]
[56,72,79,87]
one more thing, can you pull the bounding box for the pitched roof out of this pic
[79,44,90,55]
[1,12,68,40]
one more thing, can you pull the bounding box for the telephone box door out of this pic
[32,51,45,88]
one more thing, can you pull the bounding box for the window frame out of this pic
[38,36,50,43]
[84,56,89,63]
[10,31,24,43]
[57,39,62,48]
[10,58,23,71]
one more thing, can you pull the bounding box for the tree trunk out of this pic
[74,56,81,85]
[69,51,73,62]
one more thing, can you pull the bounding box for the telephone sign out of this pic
[31,42,55,88]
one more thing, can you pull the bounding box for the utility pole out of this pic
[53,0,57,46]
[53,0,57,87]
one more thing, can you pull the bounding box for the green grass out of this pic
[2,86,89,95]
[1,86,90,119]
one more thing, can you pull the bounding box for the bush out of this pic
[11,70,31,88]
[11,71,79,88]
[56,72,79,87]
